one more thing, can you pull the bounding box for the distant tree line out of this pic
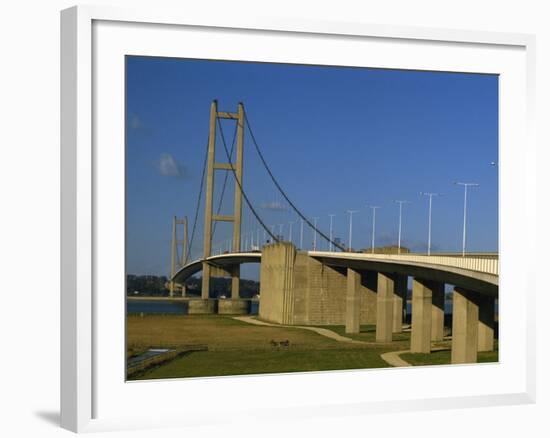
[126,274,260,298]
[185,277,260,299]
[127,274,169,296]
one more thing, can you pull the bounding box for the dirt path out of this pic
[232,316,420,368]
[233,316,376,345]
[233,316,373,345]
[380,350,412,367]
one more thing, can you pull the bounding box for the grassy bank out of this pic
[400,341,499,366]
[127,315,408,379]
[137,348,393,379]
[127,315,497,379]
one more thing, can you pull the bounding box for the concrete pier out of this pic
[411,278,432,353]
[345,268,362,334]
[376,272,395,343]
[259,242,376,326]
[410,278,442,353]
[392,274,407,333]
[218,299,250,315]
[188,298,217,314]
[201,264,211,299]
[431,282,445,342]
[231,265,240,299]
[359,270,378,325]
[451,288,479,364]
[259,243,297,324]
[477,295,495,352]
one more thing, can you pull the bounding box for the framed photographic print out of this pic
[61,5,536,433]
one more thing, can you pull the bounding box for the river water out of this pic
[128,299,494,317]
[127,299,259,315]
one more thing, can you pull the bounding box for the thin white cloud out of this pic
[130,114,141,130]
[155,153,184,177]
[261,200,289,211]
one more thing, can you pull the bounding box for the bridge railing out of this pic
[311,252,499,276]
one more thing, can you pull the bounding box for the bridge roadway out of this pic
[172,250,498,295]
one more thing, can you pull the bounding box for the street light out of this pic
[313,217,319,250]
[300,218,304,249]
[328,214,336,252]
[368,206,380,254]
[394,200,410,255]
[420,192,441,256]
[289,221,294,244]
[346,210,358,252]
[455,182,480,257]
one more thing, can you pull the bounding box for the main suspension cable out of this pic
[185,136,209,264]
[242,107,346,252]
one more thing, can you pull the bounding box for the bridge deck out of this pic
[308,251,499,276]
[172,250,498,295]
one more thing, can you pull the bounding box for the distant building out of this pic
[360,245,411,254]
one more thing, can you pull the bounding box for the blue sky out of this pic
[126,56,498,277]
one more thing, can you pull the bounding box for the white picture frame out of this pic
[61,5,536,433]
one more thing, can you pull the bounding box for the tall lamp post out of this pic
[455,182,479,257]
[328,214,336,252]
[299,218,304,249]
[368,206,380,254]
[313,217,319,250]
[420,192,441,256]
[394,200,410,255]
[346,210,358,252]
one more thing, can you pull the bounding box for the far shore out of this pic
[126,296,258,301]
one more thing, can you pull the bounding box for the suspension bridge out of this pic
[166,100,498,365]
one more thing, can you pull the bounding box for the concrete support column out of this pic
[231,265,240,299]
[345,268,362,334]
[201,263,211,299]
[360,271,377,325]
[431,282,445,342]
[258,242,297,324]
[201,101,217,300]
[376,272,395,343]
[477,295,495,352]
[170,216,177,298]
[181,284,187,298]
[451,288,479,364]
[392,274,407,333]
[410,278,433,353]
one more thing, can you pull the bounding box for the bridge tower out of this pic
[202,100,244,299]
[170,215,188,297]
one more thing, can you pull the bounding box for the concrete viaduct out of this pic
[172,242,498,365]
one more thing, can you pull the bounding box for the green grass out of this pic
[320,324,411,343]
[401,346,499,366]
[127,315,497,379]
[134,348,392,380]
[127,315,407,379]
[127,314,356,353]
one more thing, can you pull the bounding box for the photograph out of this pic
[125,56,499,381]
